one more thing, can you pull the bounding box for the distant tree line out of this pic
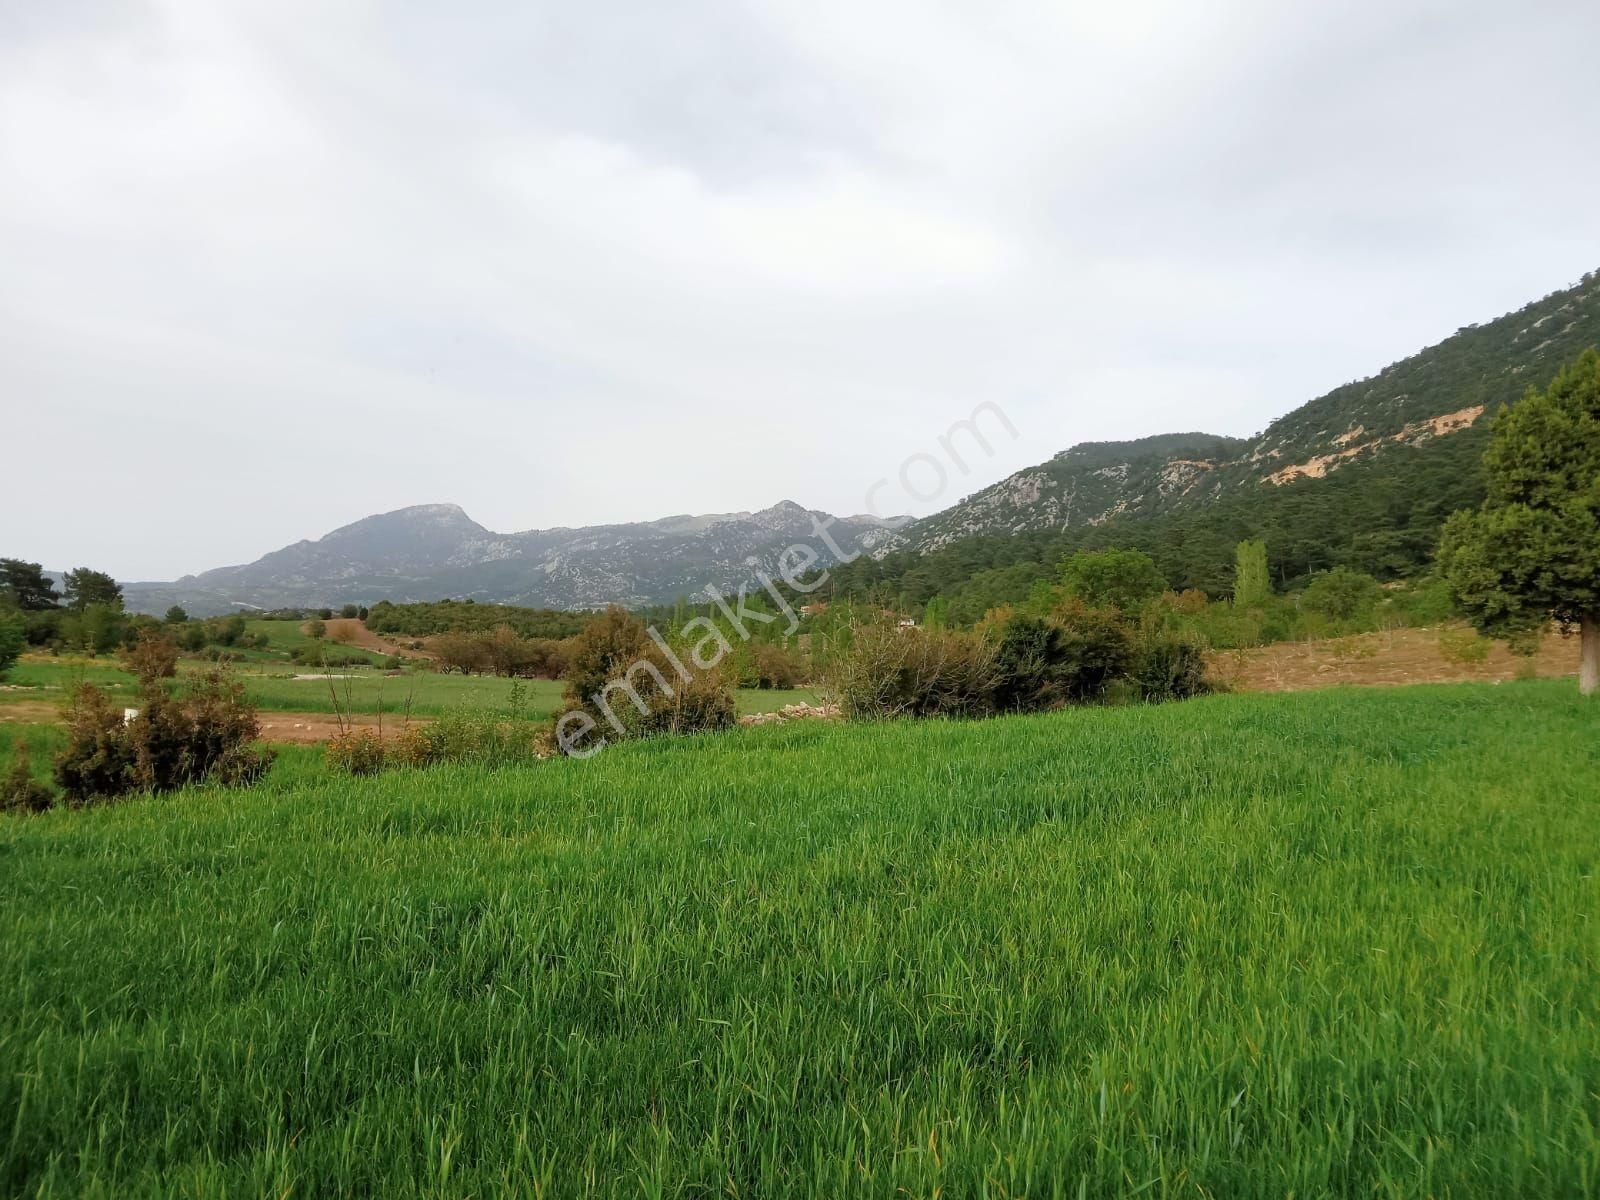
[1,561,133,661]
[366,599,588,640]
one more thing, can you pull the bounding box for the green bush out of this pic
[214,616,248,646]
[58,602,125,655]
[3,740,55,814]
[1132,634,1214,703]
[606,669,738,738]
[990,616,1073,712]
[54,669,273,804]
[1438,627,1492,666]
[1299,568,1383,624]
[1048,602,1134,703]
[0,612,23,680]
[291,643,372,668]
[556,607,739,753]
[747,642,805,689]
[1394,575,1458,625]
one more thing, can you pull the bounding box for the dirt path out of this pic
[316,619,435,660]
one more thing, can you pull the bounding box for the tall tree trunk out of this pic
[1582,613,1599,697]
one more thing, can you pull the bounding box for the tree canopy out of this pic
[0,613,24,680]
[63,568,123,611]
[1058,549,1166,614]
[0,560,60,611]
[1439,348,1600,693]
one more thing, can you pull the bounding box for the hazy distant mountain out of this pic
[123,502,911,616]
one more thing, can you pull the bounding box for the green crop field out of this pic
[0,657,143,705]
[233,672,817,719]
[0,657,820,721]
[240,668,568,718]
[2,681,1598,1196]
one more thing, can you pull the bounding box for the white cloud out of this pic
[1,0,1597,577]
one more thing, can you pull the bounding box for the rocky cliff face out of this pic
[896,434,1249,554]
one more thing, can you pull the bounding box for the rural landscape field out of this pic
[3,681,1598,1196]
[6,3,1600,1196]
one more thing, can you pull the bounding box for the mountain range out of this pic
[122,504,912,616]
[124,268,1600,616]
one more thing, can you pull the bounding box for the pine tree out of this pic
[62,568,122,611]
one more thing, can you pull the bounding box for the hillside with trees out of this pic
[826,270,1600,614]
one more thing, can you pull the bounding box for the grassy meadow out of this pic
[243,618,388,664]
[0,654,821,721]
[237,674,822,719]
[2,680,1597,1196]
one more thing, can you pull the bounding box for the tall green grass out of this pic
[2,682,1597,1196]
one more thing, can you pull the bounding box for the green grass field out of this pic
[3,682,1598,1196]
[0,656,820,721]
[0,657,143,704]
[242,668,567,718]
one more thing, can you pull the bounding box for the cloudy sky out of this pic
[2,0,1597,580]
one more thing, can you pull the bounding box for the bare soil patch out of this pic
[257,713,431,745]
[0,701,60,725]
[1212,625,1576,693]
[315,619,434,660]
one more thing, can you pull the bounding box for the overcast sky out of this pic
[2,0,1597,580]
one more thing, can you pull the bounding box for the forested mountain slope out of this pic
[831,269,1600,615]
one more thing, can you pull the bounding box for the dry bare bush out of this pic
[826,623,998,720]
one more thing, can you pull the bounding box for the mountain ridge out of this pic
[877,268,1599,558]
[125,501,913,616]
[122,267,1600,616]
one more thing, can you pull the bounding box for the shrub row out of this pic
[828,607,1211,721]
